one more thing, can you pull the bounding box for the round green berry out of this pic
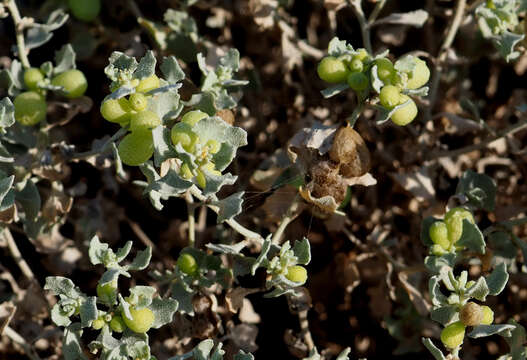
[177,253,198,275]
[130,110,161,132]
[347,72,369,91]
[96,279,118,305]
[406,58,430,90]
[431,244,447,256]
[480,306,494,325]
[135,74,160,93]
[171,123,199,152]
[123,307,155,334]
[429,221,450,250]
[51,69,88,98]
[128,93,148,112]
[375,58,394,83]
[181,110,208,127]
[348,57,364,73]
[379,85,402,108]
[23,68,44,91]
[67,0,100,22]
[118,131,154,166]
[460,302,483,326]
[444,207,475,244]
[92,317,105,330]
[317,56,349,83]
[441,321,466,349]
[110,315,126,333]
[390,95,418,126]
[285,265,308,284]
[14,91,47,126]
[354,48,370,63]
[100,98,132,125]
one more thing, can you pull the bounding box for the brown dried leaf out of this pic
[391,166,435,202]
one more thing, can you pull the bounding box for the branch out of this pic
[5,0,30,68]
[349,0,373,54]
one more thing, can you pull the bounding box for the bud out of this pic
[441,321,466,349]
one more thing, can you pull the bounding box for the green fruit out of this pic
[431,244,447,256]
[92,317,105,330]
[460,302,483,326]
[379,85,402,108]
[100,98,132,124]
[347,72,369,91]
[14,91,47,126]
[196,169,207,189]
[444,207,475,244]
[118,131,154,166]
[129,93,148,111]
[285,265,308,284]
[317,56,349,83]
[24,68,44,91]
[375,58,394,83]
[180,163,193,179]
[354,48,370,63]
[51,69,88,98]
[390,95,418,126]
[96,280,118,305]
[181,110,208,127]
[177,253,198,275]
[429,221,450,250]
[68,0,101,22]
[171,123,199,152]
[135,74,160,93]
[406,58,430,90]
[130,110,161,132]
[440,321,466,349]
[123,307,155,334]
[205,139,221,154]
[480,306,494,325]
[110,316,126,333]
[348,57,364,73]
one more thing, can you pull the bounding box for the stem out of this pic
[271,198,299,245]
[368,0,387,25]
[349,0,373,53]
[185,191,196,247]
[69,127,128,160]
[298,309,315,352]
[3,227,34,280]
[5,0,30,68]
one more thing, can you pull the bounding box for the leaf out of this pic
[44,276,83,298]
[63,323,88,360]
[220,48,241,71]
[148,89,182,122]
[320,83,349,98]
[16,179,41,221]
[465,276,489,301]
[430,305,459,326]
[0,175,15,211]
[468,324,516,338]
[144,168,193,203]
[151,126,179,167]
[105,52,138,82]
[373,10,429,27]
[149,297,178,328]
[235,351,255,360]
[211,191,244,223]
[129,286,156,308]
[327,37,354,57]
[79,297,98,328]
[185,92,217,116]
[457,220,486,254]
[422,338,446,360]
[251,237,272,275]
[127,247,152,271]
[54,44,77,74]
[494,31,525,62]
[424,254,457,273]
[375,99,413,125]
[206,242,247,254]
[115,241,133,262]
[486,262,509,296]
[0,97,15,131]
[201,171,238,196]
[456,170,497,211]
[134,51,156,80]
[293,237,311,265]
[429,276,447,306]
[24,9,69,50]
[171,280,195,315]
[88,236,110,266]
[161,56,186,83]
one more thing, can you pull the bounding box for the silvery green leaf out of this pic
[320,83,349,98]
[211,191,244,223]
[403,86,429,97]
[193,116,247,152]
[370,65,385,93]
[503,319,527,359]
[127,341,151,359]
[63,323,87,360]
[235,351,255,360]
[79,296,98,328]
[119,294,133,321]
[293,237,311,265]
[468,324,516,338]
[486,262,509,296]
[145,168,193,200]
[23,10,69,50]
[465,276,489,301]
[221,79,249,87]
[375,99,413,125]
[127,247,152,271]
[134,51,156,80]
[54,44,76,74]
[0,97,15,131]
[88,236,110,266]
[105,52,138,81]
[110,142,127,180]
[0,175,15,211]
[394,55,417,73]
[0,60,24,96]
[424,253,457,273]
[194,339,215,360]
[429,276,447,306]
[215,89,237,109]
[100,268,124,287]
[161,56,186,83]
[15,179,40,220]
[151,126,179,166]
[171,280,195,315]
[107,86,135,100]
[150,297,178,328]
[115,241,133,262]
[185,92,217,116]
[206,242,247,254]
[129,286,156,308]
[373,10,428,27]
[336,348,351,360]
[148,83,183,96]
[494,31,524,62]
[40,9,70,32]
[251,237,272,275]
[164,9,198,34]
[51,303,73,327]
[431,305,458,326]
[457,220,486,254]
[422,338,446,360]
[201,171,237,196]
[456,170,496,211]
[264,287,296,298]
[303,348,321,360]
[220,48,241,71]
[327,37,354,57]
[45,276,83,298]
[148,89,182,122]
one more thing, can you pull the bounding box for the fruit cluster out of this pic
[317,46,430,126]
[428,207,475,255]
[100,74,161,166]
[14,68,87,126]
[441,302,494,349]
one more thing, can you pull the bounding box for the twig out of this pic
[349,0,373,54]
[69,127,128,160]
[298,309,315,352]
[5,0,30,68]
[185,191,196,247]
[368,0,388,25]
[2,227,34,280]
[271,197,300,245]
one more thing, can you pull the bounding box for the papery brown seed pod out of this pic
[216,109,235,125]
[329,126,371,178]
[310,160,347,205]
[460,302,483,326]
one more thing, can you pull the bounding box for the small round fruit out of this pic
[440,321,466,349]
[180,163,193,179]
[96,280,118,305]
[67,0,101,22]
[100,98,132,124]
[181,110,208,127]
[110,315,126,333]
[317,56,349,83]
[135,74,160,93]
[379,85,402,108]
[390,95,418,126]
[480,306,494,325]
[171,123,199,152]
[177,253,198,276]
[429,221,450,250]
[460,302,483,326]
[130,110,161,132]
[118,131,154,166]
[285,265,308,284]
[375,58,394,83]
[354,48,370,63]
[347,72,369,91]
[92,317,105,330]
[444,207,475,244]
[431,244,447,256]
[123,307,155,334]
[51,69,88,98]
[348,57,364,73]
[14,91,47,126]
[406,58,430,90]
[128,93,148,112]
[23,68,44,91]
